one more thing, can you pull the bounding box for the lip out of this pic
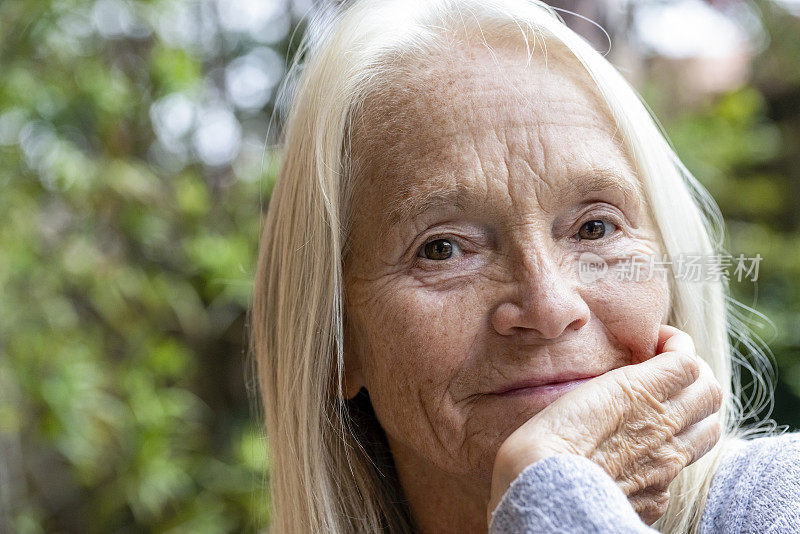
[490,377,594,405]
[491,372,603,396]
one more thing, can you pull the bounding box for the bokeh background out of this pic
[1,0,798,531]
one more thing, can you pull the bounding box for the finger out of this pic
[656,324,676,354]
[618,412,721,494]
[672,412,722,468]
[628,488,670,526]
[662,367,723,433]
[617,349,700,405]
[621,377,721,494]
[657,324,696,356]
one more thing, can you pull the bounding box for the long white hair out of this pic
[251,1,780,532]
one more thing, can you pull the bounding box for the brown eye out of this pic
[578,220,611,240]
[421,239,455,260]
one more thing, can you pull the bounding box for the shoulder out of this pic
[700,431,800,533]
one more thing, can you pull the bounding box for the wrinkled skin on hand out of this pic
[488,325,723,526]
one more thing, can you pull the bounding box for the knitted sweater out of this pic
[488,432,800,533]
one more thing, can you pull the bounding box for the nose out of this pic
[491,250,590,339]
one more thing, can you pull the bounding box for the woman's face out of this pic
[343,44,670,486]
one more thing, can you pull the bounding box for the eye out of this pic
[578,219,617,240]
[418,238,461,260]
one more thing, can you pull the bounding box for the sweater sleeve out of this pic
[488,454,658,534]
[699,431,800,534]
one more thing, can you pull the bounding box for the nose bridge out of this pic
[514,230,572,301]
[491,225,589,339]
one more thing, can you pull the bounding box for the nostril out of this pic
[490,291,591,339]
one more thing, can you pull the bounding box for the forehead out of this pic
[348,42,643,229]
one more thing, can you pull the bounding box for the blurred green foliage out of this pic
[0,0,287,531]
[0,0,797,532]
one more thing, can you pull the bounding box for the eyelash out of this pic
[572,216,621,244]
[415,214,623,263]
[415,234,466,261]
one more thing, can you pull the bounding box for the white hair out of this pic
[251,1,781,532]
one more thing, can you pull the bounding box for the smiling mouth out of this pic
[493,376,596,397]
[490,371,604,396]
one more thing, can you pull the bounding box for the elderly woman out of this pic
[251,0,800,532]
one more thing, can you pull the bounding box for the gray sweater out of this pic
[489,432,800,533]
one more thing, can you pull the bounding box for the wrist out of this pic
[487,438,565,522]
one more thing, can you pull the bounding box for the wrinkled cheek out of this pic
[582,272,670,365]
[354,291,475,450]
[366,355,471,472]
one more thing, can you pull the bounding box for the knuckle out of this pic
[617,370,668,408]
[610,369,645,406]
[619,477,639,496]
[627,413,666,437]
[654,489,670,506]
[633,489,670,525]
[711,381,723,412]
[712,414,722,438]
[675,434,695,462]
[618,462,650,493]
[707,414,722,448]
[663,452,687,476]
[697,377,723,415]
[676,352,700,384]
[654,490,670,515]
[660,409,684,435]
[630,471,650,490]
[651,447,686,479]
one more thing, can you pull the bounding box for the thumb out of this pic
[657,324,696,355]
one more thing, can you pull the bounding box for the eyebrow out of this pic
[386,181,470,228]
[385,168,645,227]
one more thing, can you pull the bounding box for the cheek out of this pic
[353,284,474,369]
[583,271,670,364]
[347,280,488,468]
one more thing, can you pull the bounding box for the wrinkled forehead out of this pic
[346,41,640,231]
[349,40,616,161]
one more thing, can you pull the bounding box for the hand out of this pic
[487,324,723,526]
